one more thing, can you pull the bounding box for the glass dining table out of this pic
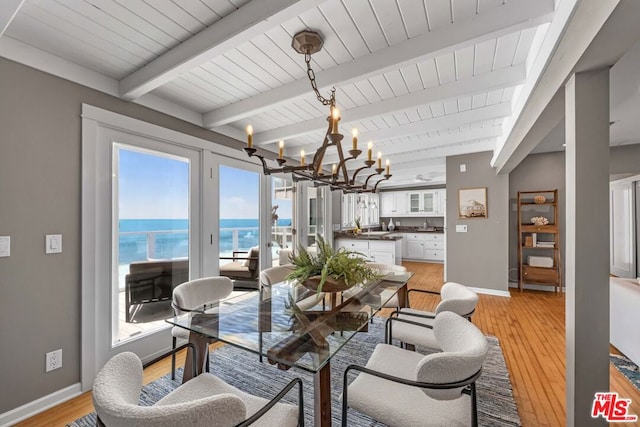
[166,272,413,427]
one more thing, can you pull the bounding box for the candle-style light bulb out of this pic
[332,164,337,176]
[278,139,284,159]
[377,151,382,168]
[246,124,253,148]
[352,128,358,150]
[331,106,340,134]
[367,141,373,161]
[386,159,390,175]
[300,150,305,166]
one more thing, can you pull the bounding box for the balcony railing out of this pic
[118,226,296,266]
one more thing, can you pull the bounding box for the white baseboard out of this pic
[508,282,565,292]
[0,383,82,427]
[468,287,511,298]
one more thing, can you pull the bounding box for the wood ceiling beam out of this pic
[357,103,510,143]
[0,0,24,37]
[318,126,502,164]
[203,0,554,128]
[492,0,624,173]
[363,139,495,187]
[253,65,524,145]
[119,0,324,101]
[377,139,496,168]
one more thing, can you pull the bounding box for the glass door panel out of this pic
[409,193,420,213]
[307,186,326,246]
[114,145,190,344]
[423,192,435,213]
[271,176,294,266]
[218,165,260,282]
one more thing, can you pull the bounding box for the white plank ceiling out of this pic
[1,0,559,187]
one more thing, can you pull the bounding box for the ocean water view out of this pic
[118,218,292,265]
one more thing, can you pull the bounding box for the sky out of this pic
[118,148,292,220]
[118,148,189,219]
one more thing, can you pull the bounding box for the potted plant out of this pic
[286,235,381,293]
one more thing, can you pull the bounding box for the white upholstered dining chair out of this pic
[366,262,408,309]
[93,350,304,427]
[170,277,234,380]
[341,311,488,427]
[259,265,326,311]
[385,281,479,351]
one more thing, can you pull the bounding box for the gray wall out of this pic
[610,144,640,177]
[509,152,566,286]
[446,152,509,292]
[507,145,640,288]
[0,58,245,413]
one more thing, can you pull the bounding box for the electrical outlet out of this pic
[46,349,62,372]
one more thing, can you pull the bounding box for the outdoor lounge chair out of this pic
[219,246,259,289]
[124,259,189,323]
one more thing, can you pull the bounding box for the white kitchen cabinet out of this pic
[424,233,445,261]
[406,190,442,216]
[435,189,447,216]
[405,239,425,259]
[341,193,356,228]
[336,238,401,265]
[369,250,394,265]
[342,193,379,228]
[370,240,396,265]
[380,192,406,217]
[402,232,444,262]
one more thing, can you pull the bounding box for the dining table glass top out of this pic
[166,272,413,374]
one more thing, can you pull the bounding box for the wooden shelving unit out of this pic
[517,189,562,292]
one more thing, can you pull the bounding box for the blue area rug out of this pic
[68,318,520,426]
[611,353,640,391]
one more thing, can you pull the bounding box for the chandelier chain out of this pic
[305,52,335,107]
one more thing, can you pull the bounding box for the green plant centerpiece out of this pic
[286,235,381,293]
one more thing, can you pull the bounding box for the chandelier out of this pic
[243,30,391,193]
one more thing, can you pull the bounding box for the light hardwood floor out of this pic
[16,262,640,426]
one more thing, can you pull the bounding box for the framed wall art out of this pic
[458,187,487,219]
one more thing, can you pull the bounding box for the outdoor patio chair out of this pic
[341,311,488,427]
[219,246,259,289]
[124,259,189,323]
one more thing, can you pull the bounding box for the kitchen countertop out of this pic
[334,231,404,240]
[394,227,445,233]
[334,227,445,240]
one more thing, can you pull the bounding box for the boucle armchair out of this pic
[365,262,408,310]
[170,277,234,380]
[341,311,488,427]
[385,281,478,350]
[93,350,304,427]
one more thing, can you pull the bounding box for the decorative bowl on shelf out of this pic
[531,216,549,226]
[533,195,546,204]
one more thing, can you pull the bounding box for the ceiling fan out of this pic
[413,174,432,183]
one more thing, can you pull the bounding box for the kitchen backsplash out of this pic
[379,216,445,228]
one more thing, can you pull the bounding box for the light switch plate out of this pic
[456,225,468,233]
[46,234,62,254]
[0,236,10,257]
